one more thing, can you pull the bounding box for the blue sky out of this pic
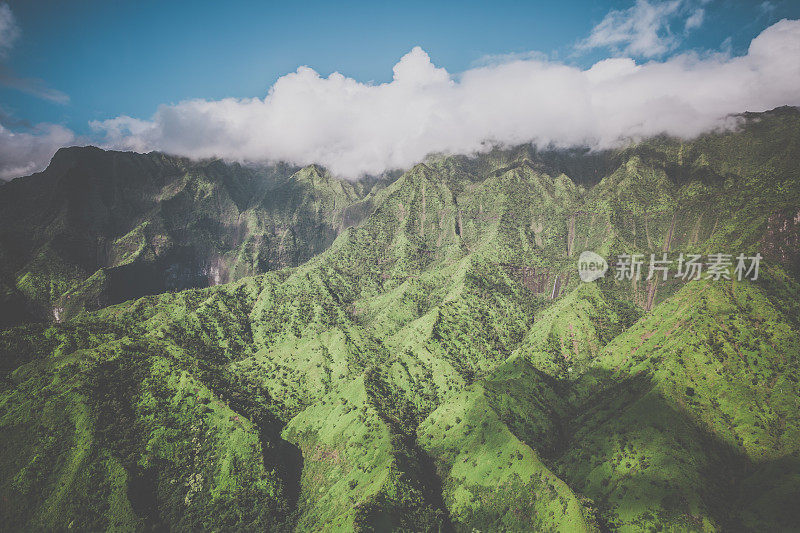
[1,0,799,179]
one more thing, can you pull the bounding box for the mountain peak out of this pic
[46,145,107,172]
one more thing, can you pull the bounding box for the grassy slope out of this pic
[555,271,800,531]
[1,330,296,531]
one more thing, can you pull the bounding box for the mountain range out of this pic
[1,106,799,531]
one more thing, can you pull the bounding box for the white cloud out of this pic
[684,8,705,31]
[0,122,74,180]
[472,50,550,68]
[88,19,800,179]
[578,0,707,58]
[0,2,19,58]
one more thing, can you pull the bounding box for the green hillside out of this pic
[0,149,383,328]
[1,107,799,531]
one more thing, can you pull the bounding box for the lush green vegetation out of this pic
[0,150,381,327]
[1,107,799,531]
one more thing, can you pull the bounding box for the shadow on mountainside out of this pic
[509,367,800,532]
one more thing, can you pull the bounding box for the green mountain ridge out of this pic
[0,148,385,328]
[1,106,799,531]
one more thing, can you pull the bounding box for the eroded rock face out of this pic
[763,207,800,273]
[501,263,553,294]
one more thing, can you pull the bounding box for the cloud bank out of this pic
[3,12,800,182]
[90,19,800,178]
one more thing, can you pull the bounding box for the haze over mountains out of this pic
[1,106,799,531]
